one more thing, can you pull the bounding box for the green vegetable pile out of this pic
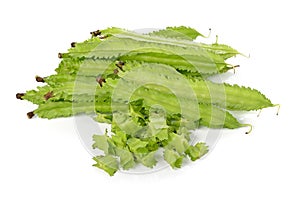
[16,26,276,176]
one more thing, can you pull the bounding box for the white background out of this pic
[1,0,299,199]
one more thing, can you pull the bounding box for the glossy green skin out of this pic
[28,56,273,110]
[21,27,273,130]
[26,61,272,132]
[60,27,240,78]
[18,26,276,175]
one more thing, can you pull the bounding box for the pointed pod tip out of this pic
[204,28,212,38]
[228,64,240,74]
[275,104,281,116]
[242,124,253,134]
[256,109,262,117]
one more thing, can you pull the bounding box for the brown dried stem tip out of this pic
[27,111,35,119]
[16,93,25,100]
[44,91,53,100]
[99,35,108,39]
[113,68,119,74]
[96,76,106,87]
[71,42,76,47]
[35,76,45,83]
[90,30,101,37]
[58,53,63,59]
[115,61,125,71]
